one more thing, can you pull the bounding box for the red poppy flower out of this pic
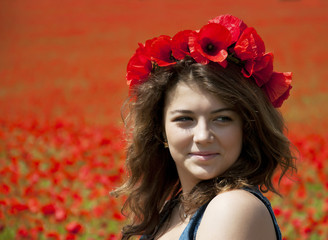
[0,200,7,207]
[65,234,76,240]
[0,184,10,194]
[144,37,157,56]
[27,198,40,213]
[46,232,60,240]
[234,27,265,61]
[126,43,152,87]
[191,23,232,66]
[244,52,274,87]
[41,203,56,216]
[263,72,292,108]
[65,221,83,234]
[208,14,247,43]
[107,234,118,240]
[100,137,111,146]
[55,207,67,222]
[252,53,274,86]
[150,35,176,67]
[189,31,210,65]
[10,202,28,214]
[17,227,29,238]
[171,30,193,60]
[113,211,125,221]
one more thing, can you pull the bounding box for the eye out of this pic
[173,116,193,122]
[214,116,232,122]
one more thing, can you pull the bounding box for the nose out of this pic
[193,120,214,144]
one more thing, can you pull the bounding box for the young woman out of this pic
[114,14,296,240]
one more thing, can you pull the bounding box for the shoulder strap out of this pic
[179,202,209,240]
[180,187,282,240]
[243,187,282,240]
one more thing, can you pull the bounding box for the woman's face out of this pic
[164,81,243,193]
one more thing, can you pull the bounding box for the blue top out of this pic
[140,187,282,240]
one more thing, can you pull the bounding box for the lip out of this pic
[189,152,219,161]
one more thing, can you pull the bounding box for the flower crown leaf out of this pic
[126,14,293,108]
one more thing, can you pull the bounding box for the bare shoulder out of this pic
[196,189,277,240]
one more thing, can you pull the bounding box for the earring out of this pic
[163,132,169,148]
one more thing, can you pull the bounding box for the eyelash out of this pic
[215,116,232,122]
[173,116,193,122]
[173,116,232,122]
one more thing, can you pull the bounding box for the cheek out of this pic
[222,128,243,157]
[167,128,191,148]
[232,131,243,158]
[165,127,191,159]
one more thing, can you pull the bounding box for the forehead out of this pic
[164,81,229,110]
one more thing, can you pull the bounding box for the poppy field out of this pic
[0,0,328,239]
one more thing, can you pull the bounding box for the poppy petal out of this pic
[126,44,152,87]
[252,52,274,86]
[150,35,176,67]
[172,30,193,60]
[263,72,292,107]
[234,27,265,60]
[209,14,247,43]
[194,23,232,63]
[188,31,210,64]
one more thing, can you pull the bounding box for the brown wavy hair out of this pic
[113,57,296,239]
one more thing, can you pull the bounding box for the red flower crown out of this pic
[126,14,292,108]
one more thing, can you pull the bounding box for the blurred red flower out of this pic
[55,208,67,222]
[27,198,40,213]
[65,222,83,234]
[0,184,10,195]
[41,203,56,216]
[65,234,76,240]
[100,138,112,146]
[107,233,119,240]
[113,212,125,221]
[10,202,28,214]
[46,232,60,240]
[17,227,29,238]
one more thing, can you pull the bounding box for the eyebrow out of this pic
[169,108,234,114]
